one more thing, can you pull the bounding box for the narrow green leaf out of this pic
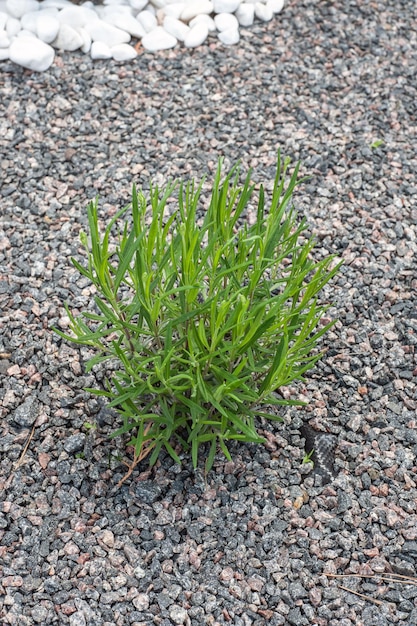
[205,438,218,473]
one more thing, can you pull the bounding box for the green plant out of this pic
[55,153,341,474]
[302,449,315,466]
[370,139,384,149]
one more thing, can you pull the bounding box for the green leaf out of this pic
[370,138,384,149]
[164,441,182,464]
[205,438,218,473]
[259,334,289,394]
[114,228,146,292]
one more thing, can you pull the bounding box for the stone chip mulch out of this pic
[1,0,417,624]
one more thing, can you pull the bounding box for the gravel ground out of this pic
[1,0,417,624]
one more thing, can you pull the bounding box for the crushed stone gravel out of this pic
[1,0,417,624]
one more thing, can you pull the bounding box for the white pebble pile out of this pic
[0,0,285,72]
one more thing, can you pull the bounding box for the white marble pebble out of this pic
[255,2,273,21]
[129,0,149,9]
[20,12,37,32]
[111,42,137,60]
[213,0,241,13]
[0,47,9,60]
[141,26,177,51]
[0,12,7,31]
[235,3,255,26]
[0,30,10,47]
[98,5,134,18]
[6,0,38,19]
[78,26,91,53]
[136,9,157,33]
[86,20,131,46]
[144,3,156,15]
[214,12,238,32]
[267,0,285,12]
[53,23,83,50]
[90,39,112,59]
[104,2,132,9]
[17,29,37,37]
[37,14,60,44]
[217,26,239,44]
[163,3,186,19]
[151,0,175,8]
[57,6,96,28]
[163,15,189,42]
[9,36,54,71]
[41,0,73,7]
[6,17,21,37]
[189,14,216,31]
[181,0,213,22]
[102,12,146,39]
[184,22,208,47]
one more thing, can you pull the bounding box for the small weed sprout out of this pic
[302,449,315,466]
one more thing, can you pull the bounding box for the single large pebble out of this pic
[85,20,131,46]
[163,16,189,42]
[0,47,9,60]
[53,23,83,51]
[213,0,241,13]
[255,2,273,21]
[100,0,128,5]
[63,433,86,454]
[267,0,285,12]
[0,12,7,31]
[189,14,216,31]
[90,40,112,59]
[137,10,157,33]
[102,12,146,39]
[235,3,255,26]
[80,0,96,8]
[17,29,37,38]
[6,0,39,19]
[218,26,239,45]
[6,17,21,38]
[10,36,54,71]
[97,529,115,549]
[20,12,38,32]
[141,26,177,51]
[181,0,213,22]
[57,6,97,28]
[99,5,133,17]
[11,397,40,428]
[163,3,186,19]
[0,31,10,48]
[37,14,60,44]
[40,0,73,7]
[129,0,149,11]
[170,606,188,625]
[214,13,239,32]
[95,6,133,24]
[78,27,91,53]
[111,43,137,61]
[135,480,162,504]
[129,0,149,9]
[184,22,208,48]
